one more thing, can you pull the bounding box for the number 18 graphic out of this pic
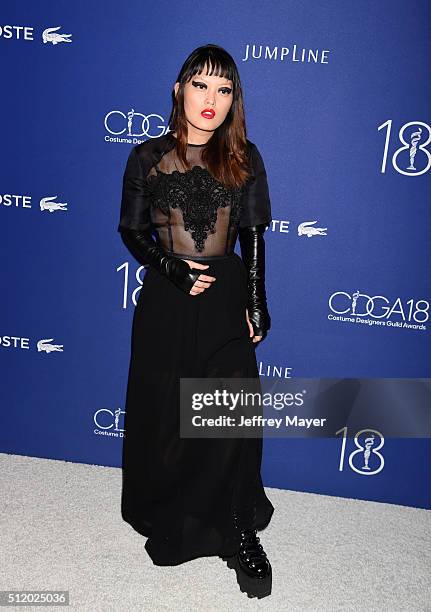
[337,427,385,475]
[379,120,431,176]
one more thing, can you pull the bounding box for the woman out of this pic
[118,44,274,599]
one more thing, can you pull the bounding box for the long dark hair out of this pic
[168,44,252,189]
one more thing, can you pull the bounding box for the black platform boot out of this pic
[220,509,272,599]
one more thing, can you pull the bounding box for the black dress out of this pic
[118,131,274,566]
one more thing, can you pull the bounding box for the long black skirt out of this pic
[121,251,274,566]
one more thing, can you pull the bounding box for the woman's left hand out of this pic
[246,308,262,343]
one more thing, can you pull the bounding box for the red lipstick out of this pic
[201,108,215,119]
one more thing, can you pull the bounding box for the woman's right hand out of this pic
[182,260,216,296]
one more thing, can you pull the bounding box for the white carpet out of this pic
[0,452,429,611]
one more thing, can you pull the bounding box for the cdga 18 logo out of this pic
[329,291,429,323]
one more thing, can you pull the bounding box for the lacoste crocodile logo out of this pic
[298,221,327,237]
[42,27,72,45]
[40,196,68,212]
[37,339,64,353]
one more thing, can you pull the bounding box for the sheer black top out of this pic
[118,131,272,257]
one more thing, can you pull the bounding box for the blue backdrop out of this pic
[1,1,430,509]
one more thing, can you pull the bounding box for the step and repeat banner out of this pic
[2,1,430,509]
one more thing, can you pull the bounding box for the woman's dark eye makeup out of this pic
[192,80,232,94]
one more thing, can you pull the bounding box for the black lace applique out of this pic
[149,165,243,252]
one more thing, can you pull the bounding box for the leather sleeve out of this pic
[238,223,271,339]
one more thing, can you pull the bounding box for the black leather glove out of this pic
[120,227,201,294]
[238,223,271,339]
